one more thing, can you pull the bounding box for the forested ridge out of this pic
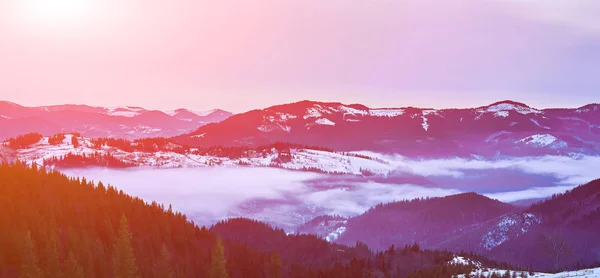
[0,162,496,277]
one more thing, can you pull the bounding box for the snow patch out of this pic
[481,213,540,250]
[107,106,145,117]
[325,226,347,242]
[304,108,322,119]
[516,134,559,147]
[484,103,542,115]
[369,109,405,117]
[459,266,600,278]
[340,106,369,116]
[494,111,509,117]
[315,118,336,126]
[276,112,297,121]
[530,118,551,130]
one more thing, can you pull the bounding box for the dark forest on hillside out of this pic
[0,162,502,278]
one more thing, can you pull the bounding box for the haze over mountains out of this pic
[0,101,232,140]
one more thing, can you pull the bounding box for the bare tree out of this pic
[540,230,571,271]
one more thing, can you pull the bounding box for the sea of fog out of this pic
[62,155,600,230]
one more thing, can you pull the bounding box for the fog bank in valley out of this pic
[62,154,600,229]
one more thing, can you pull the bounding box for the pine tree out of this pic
[64,251,85,278]
[42,227,62,278]
[156,243,174,278]
[269,251,282,278]
[210,236,229,278]
[112,214,139,278]
[20,231,42,278]
[71,135,79,148]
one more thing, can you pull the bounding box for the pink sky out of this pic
[0,0,599,112]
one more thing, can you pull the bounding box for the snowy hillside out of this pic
[9,134,395,176]
[174,100,600,157]
[453,255,600,278]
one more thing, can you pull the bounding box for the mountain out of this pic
[0,101,232,140]
[486,178,600,271]
[0,162,510,278]
[298,193,519,251]
[173,100,600,157]
[299,180,600,271]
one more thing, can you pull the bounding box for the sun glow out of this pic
[15,0,96,29]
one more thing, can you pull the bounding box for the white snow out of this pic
[449,256,482,268]
[517,134,559,147]
[304,108,323,119]
[484,103,543,115]
[369,109,405,117]
[14,135,395,176]
[422,109,438,116]
[325,226,347,242]
[420,110,438,131]
[481,213,540,250]
[459,266,600,278]
[276,112,297,121]
[530,118,551,130]
[339,106,369,116]
[421,117,429,131]
[106,107,146,117]
[315,118,336,126]
[494,111,509,117]
[191,133,206,138]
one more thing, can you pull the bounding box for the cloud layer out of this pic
[62,154,600,228]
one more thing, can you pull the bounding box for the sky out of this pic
[0,0,599,113]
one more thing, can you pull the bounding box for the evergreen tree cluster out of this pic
[48,134,66,146]
[0,162,501,277]
[43,152,136,168]
[3,133,44,149]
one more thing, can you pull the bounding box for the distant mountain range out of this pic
[4,99,599,158]
[298,179,600,271]
[0,101,232,140]
[173,100,600,157]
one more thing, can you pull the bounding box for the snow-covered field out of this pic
[452,257,600,278]
[12,134,395,176]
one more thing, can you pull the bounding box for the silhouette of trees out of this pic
[48,134,66,145]
[0,162,518,278]
[540,231,571,272]
[112,215,139,278]
[210,236,229,278]
[4,133,43,149]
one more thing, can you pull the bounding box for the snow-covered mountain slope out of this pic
[174,100,600,157]
[0,101,232,140]
[8,134,395,175]
[298,179,600,271]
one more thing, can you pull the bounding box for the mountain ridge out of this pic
[173,100,600,157]
[0,101,232,140]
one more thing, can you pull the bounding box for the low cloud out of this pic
[358,151,600,187]
[62,154,600,229]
